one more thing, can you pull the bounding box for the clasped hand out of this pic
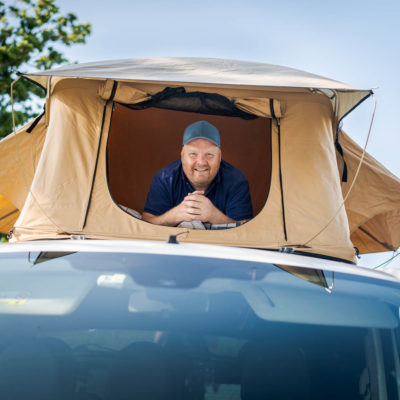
[176,191,217,223]
[142,191,235,226]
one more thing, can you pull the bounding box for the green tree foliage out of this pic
[0,0,91,138]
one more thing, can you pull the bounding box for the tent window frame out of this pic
[105,88,273,230]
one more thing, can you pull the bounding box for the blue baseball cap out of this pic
[182,121,220,147]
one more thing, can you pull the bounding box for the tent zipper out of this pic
[82,81,118,229]
[270,99,287,241]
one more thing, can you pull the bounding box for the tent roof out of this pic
[20,58,373,122]
[21,57,366,92]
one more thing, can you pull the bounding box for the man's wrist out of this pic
[207,207,235,224]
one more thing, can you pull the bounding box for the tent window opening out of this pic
[106,89,272,228]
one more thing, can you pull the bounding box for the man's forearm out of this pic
[207,208,236,225]
[142,208,182,227]
[142,194,240,226]
[143,210,235,226]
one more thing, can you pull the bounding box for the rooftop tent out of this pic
[0,57,398,262]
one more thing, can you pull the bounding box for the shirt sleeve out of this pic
[225,178,253,221]
[143,173,172,216]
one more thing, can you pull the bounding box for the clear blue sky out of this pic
[50,1,400,267]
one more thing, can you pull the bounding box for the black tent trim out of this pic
[270,99,287,242]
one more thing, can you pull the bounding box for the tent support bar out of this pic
[358,227,395,252]
[82,81,118,229]
[270,99,287,241]
[0,208,19,222]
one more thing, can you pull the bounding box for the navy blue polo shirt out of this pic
[144,159,253,221]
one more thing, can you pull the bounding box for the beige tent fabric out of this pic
[339,131,400,253]
[279,98,351,251]
[0,117,46,230]
[0,195,19,233]
[16,79,105,232]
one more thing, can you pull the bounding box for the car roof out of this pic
[0,239,397,284]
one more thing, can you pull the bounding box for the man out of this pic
[142,120,253,227]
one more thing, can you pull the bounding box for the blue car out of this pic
[0,239,399,400]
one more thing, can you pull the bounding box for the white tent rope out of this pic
[373,250,400,269]
[10,77,65,234]
[10,76,29,186]
[301,94,377,247]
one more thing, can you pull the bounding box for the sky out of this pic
[55,0,400,172]
[12,0,400,267]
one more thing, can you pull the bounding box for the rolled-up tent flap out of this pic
[98,80,285,119]
[339,130,400,253]
[233,97,284,118]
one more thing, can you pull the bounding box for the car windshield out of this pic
[0,251,400,400]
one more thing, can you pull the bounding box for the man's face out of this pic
[181,138,221,191]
